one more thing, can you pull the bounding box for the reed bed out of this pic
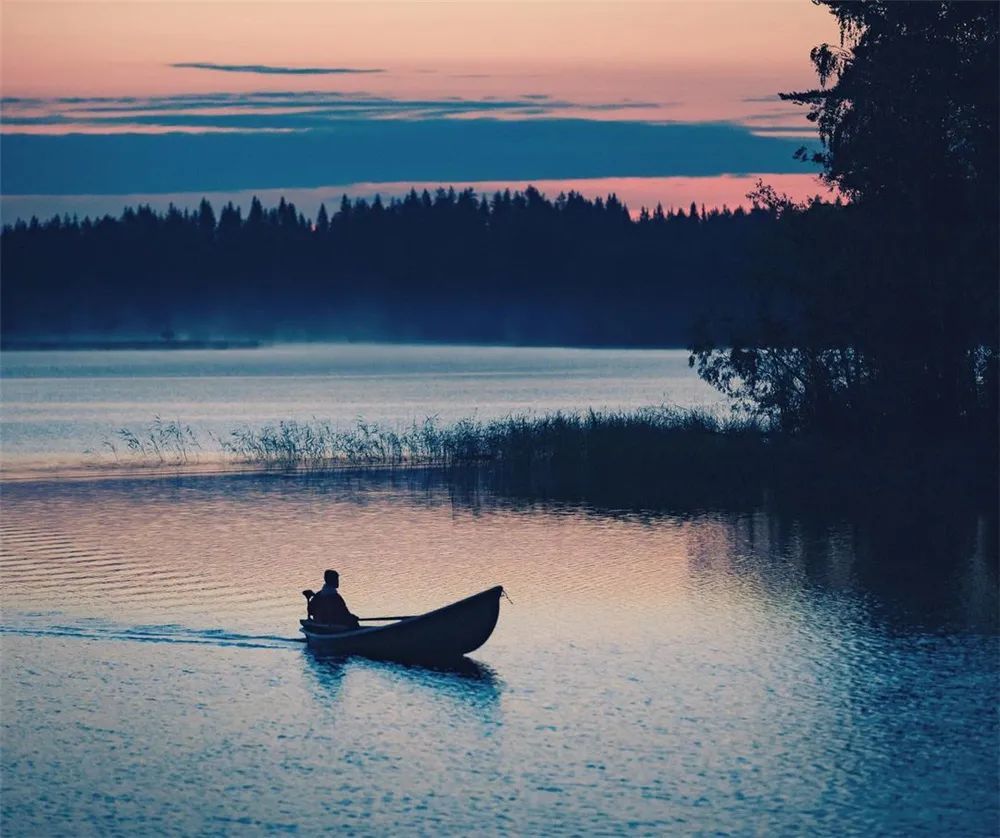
[99,408,763,471]
[97,416,201,465]
[94,409,991,516]
[212,408,763,471]
[209,407,776,511]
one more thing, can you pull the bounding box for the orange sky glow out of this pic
[3,2,838,117]
[1,2,841,217]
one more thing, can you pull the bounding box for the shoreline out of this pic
[0,458,442,485]
[2,411,993,521]
[3,437,995,504]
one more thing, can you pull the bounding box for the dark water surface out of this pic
[2,471,997,836]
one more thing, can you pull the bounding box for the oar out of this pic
[358,615,415,622]
[301,591,414,622]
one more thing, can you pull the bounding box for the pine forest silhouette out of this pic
[2,188,777,348]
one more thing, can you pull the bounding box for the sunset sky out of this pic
[1,1,841,220]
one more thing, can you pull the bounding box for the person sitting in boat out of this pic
[307,570,360,628]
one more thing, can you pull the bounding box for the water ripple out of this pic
[1,471,996,836]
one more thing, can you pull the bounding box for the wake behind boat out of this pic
[300,586,503,661]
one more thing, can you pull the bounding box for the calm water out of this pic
[1,346,997,834]
[0,344,719,471]
[2,470,997,836]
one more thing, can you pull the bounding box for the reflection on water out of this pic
[1,470,997,835]
[307,649,500,685]
[0,343,720,467]
[304,654,502,717]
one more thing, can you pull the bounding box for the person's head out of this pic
[324,569,339,588]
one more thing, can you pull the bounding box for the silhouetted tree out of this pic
[691,0,999,438]
[315,203,329,234]
[247,196,264,226]
[197,198,216,238]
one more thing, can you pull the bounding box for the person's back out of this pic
[308,570,360,628]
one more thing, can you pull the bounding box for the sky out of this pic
[0,1,841,221]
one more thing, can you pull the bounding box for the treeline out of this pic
[1,187,785,346]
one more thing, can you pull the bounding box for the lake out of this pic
[1,346,997,835]
[0,344,720,474]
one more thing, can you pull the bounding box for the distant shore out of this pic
[1,339,263,351]
[0,337,693,352]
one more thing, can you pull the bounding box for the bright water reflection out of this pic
[0,343,720,469]
[1,471,997,835]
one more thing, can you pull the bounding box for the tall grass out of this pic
[96,416,201,465]
[213,408,763,472]
[95,408,992,515]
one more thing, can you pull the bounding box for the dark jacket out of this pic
[308,584,360,627]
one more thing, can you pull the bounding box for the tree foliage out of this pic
[692,1,998,437]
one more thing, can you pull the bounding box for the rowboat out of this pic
[299,585,503,661]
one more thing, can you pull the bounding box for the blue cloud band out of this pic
[1,90,664,126]
[1,119,818,195]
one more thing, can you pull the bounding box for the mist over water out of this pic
[2,470,996,835]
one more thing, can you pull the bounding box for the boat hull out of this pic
[300,585,502,661]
